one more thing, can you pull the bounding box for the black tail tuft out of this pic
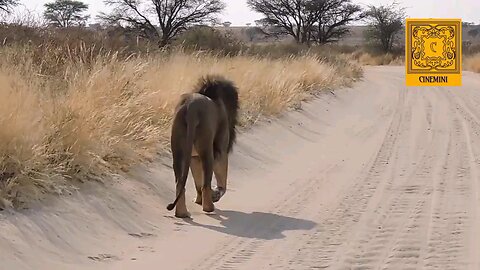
[166,203,175,211]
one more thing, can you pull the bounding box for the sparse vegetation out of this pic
[175,26,246,55]
[363,1,406,53]
[462,32,480,73]
[465,53,480,73]
[354,51,403,66]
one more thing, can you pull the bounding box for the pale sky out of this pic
[17,0,480,26]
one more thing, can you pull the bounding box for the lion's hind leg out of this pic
[171,146,190,218]
[170,113,191,218]
[213,153,228,203]
[212,122,229,203]
[190,156,204,205]
[199,149,215,213]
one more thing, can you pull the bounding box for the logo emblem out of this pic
[406,19,462,86]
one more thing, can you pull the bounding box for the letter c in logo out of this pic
[430,42,437,53]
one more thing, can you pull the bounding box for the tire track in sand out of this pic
[193,73,406,270]
[277,87,407,269]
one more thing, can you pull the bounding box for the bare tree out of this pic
[310,0,363,44]
[1,6,48,27]
[363,1,406,52]
[100,0,226,47]
[0,0,17,14]
[44,0,90,27]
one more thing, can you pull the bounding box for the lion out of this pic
[166,75,239,218]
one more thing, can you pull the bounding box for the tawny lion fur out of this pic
[166,75,239,218]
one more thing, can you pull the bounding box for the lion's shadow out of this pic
[183,209,316,240]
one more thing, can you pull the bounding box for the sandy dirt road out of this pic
[1,66,480,270]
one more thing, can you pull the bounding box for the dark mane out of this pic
[193,75,239,153]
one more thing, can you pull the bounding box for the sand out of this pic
[1,66,479,270]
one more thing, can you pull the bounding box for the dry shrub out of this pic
[464,42,480,56]
[174,26,247,55]
[464,53,480,73]
[355,52,404,66]
[0,46,361,208]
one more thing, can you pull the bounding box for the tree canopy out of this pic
[44,0,90,27]
[247,0,363,44]
[100,0,226,47]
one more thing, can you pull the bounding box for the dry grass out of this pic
[464,53,480,73]
[354,52,404,66]
[0,46,361,208]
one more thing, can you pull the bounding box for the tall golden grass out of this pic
[0,45,361,208]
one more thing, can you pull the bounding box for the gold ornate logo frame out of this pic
[405,18,462,86]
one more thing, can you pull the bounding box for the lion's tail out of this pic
[166,111,197,211]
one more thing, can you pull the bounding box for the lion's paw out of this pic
[212,187,226,203]
[194,196,202,205]
[175,211,191,219]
